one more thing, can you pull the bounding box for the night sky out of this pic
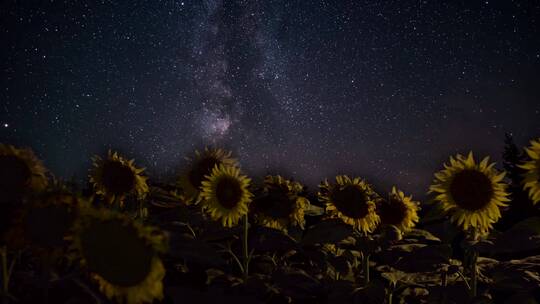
[1,1,539,196]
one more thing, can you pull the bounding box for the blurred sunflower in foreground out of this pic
[7,186,80,253]
[429,152,509,235]
[520,138,540,205]
[179,147,238,204]
[200,164,252,227]
[319,175,380,234]
[378,186,420,233]
[0,143,48,202]
[71,207,167,304]
[252,175,310,233]
[0,144,48,246]
[89,150,148,206]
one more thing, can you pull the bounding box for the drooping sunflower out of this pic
[178,147,238,204]
[89,150,149,206]
[318,175,380,234]
[200,164,252,228]
[0,143,48,202]
[429,152,509,235]
[519,138,540,205]
[71,207,167,304]
[252,175,310,232]
[378,186,420,232]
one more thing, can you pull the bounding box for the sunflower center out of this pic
[254,187,295,219]
[80,220,154,287]
[101,161,136,195]
[215,177,243,209]
[189,157,219,189]
[330,185,369,219]
[25,203,74,248]
[449,169,494,211]
[379,197,408,226]
[0,155,31,193]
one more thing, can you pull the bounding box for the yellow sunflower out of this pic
[200,164,252,228]
[89,150,149,206]
[71,207,167,304]
[178,147,238,204]
[252,175,310,232]
[378,187,420,232]
[519,138,540,204]
[0,143,48,202]
[429,152,509,235]
[318,175,380,234]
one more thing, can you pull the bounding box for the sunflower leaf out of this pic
[393,244,452,272]
[272,267,322,300]
[304,204,325,216]
[327,255,351,274]
[301,219,353,246]
[167,234,226,267]
[509,217,540,235]
[404,228,441,243]
[484,255,540,292]
[250,226,298,253]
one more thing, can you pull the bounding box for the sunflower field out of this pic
[1,140,540,304]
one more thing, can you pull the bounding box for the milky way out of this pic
[1,1,539,196]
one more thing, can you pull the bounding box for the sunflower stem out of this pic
[362,253,370,286]
[231,251,245,274]
[111,196,120,211]
[40,254,53,302]
[1,247,11,304]
[137,199,146,220]
[387,288,393,304]
[243,213,249,282]
[470,250,478,298]
[73,278,103,304]
[439,270,448,303]
[218,243,244,273]
[456,271,471,290]
[441,270,447,287]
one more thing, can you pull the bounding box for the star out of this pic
[0,1,538,198]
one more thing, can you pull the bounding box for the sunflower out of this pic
[520,138,540,205]
[429,152,509,235]
[378,187,420,232]
[89,150,148,206]
[252,175,310,232]
[0,144,48,245]
[318,175,380,234]
[0,144,48,202]
[200,164,252,228]
[178,147,238,204]
[7,187,81,252]
[71,207,167,304]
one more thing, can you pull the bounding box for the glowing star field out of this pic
[1,1,539,196]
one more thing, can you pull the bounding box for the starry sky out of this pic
[1,1,539,196]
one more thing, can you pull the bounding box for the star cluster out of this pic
[1,0,539,196]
